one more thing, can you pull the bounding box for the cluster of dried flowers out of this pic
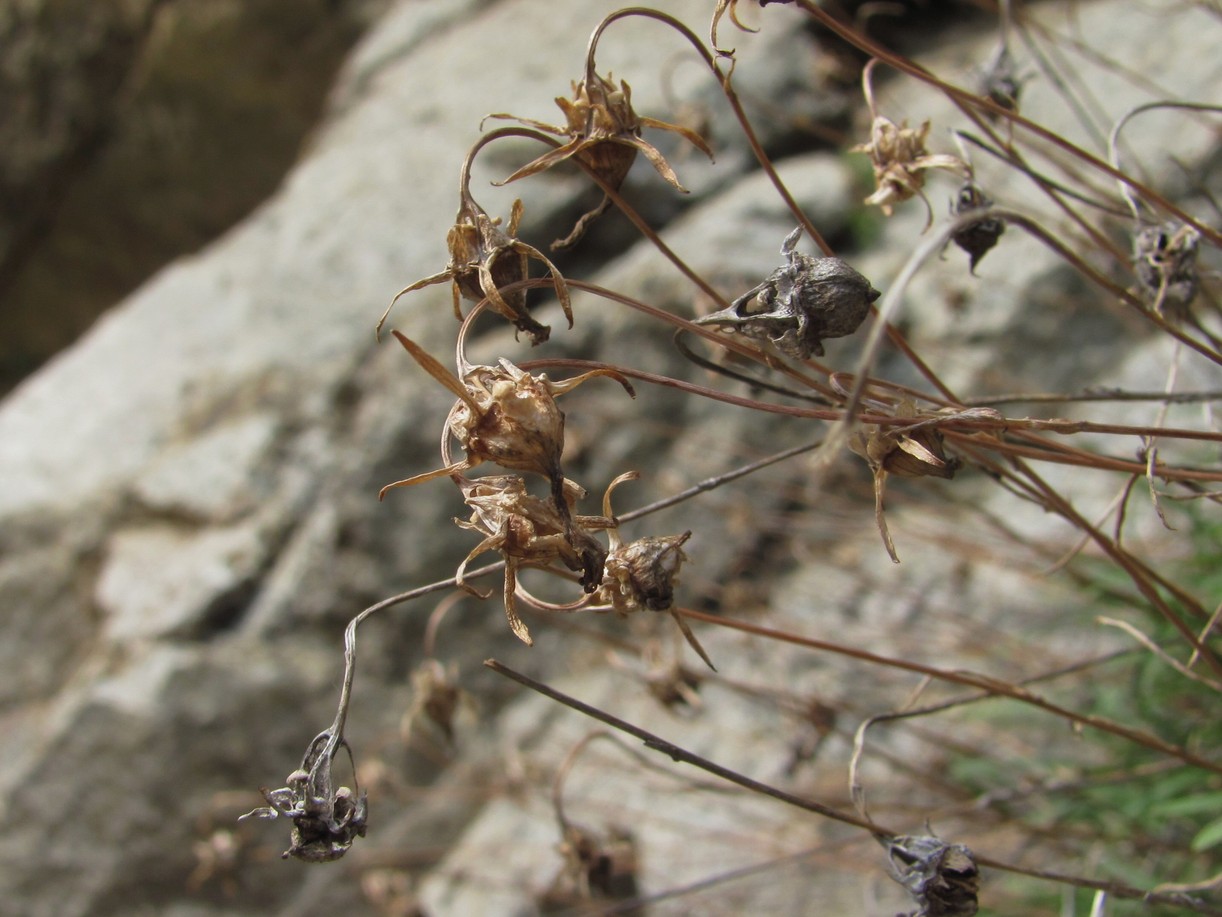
[236,7,1222,914]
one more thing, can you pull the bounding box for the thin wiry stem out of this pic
[794,0,1222,249]
[485,659,1222,913]
[674,608,1222,774]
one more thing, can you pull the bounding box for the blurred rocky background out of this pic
[0,1,1217,915]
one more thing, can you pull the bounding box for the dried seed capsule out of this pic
[1133,220,1200,315]
[695,227,880,358]
[950,183,1005,273]
[601,532,691,614]
[882,834,980,917]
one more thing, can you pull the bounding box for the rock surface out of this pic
[0,1,1217,915]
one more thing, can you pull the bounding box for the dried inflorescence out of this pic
[853,115,969,227]
[487,70,713,249]
[240,731,368,862]
[882,834,980,917]
[379,332,634,512]
[1133,220,1201,315]
[377,191,571,345]
[454,474,613,644]
[695,227,880,358]
[950,182,1005,273]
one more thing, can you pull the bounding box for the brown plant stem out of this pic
[673,609,1222,775]
[484,658,1222,913]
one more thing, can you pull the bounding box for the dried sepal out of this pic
[853,116,969,227]
[950,183,1005,273]
[709,0,758,55]
[380,332,635,510]
[239,731,368,863]
[377,191,571,345]
[487,71,713,249]
[1134,220,1201,315]
[695,227,880,358]
[454,474,613,645]
[882,834,980,917]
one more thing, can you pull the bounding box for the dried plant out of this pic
[949,182,1005,273]
[378,331,633,511]
[241,5,1222,914]
[1134,220,1202,315]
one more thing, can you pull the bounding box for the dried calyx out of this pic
[1133,220,1201,315]
[950,182,1005,273]
[486,69,712,249]
[376,183,572,345]
[240,731,368,863]
[695,227,880,359]
[544,823,639,906]
[881,834,980,917]
[404,658,467,746]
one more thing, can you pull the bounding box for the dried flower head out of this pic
[454,474,612,645]
[882,834,980,917]
[600,533,692,614]
[379,333,634,512]
[594,473,713,668]
[487,70,713,249]
[644,658,704,710]
[377,192,571,345]
[240,731,368,862]
[852,110,968,226]
[695,227,880,358]
[950,182,1005,273]
[1133,220,1201,315]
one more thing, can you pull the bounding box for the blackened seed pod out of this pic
[951,183,1005,273]
[695,227,880,359]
